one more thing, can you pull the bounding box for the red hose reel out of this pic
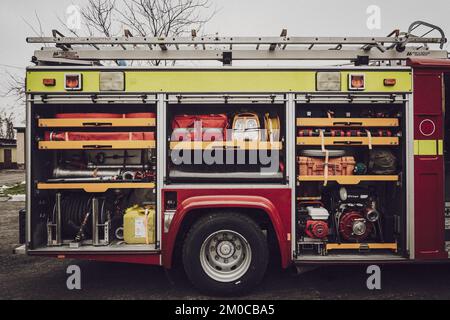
[305,220,329,239]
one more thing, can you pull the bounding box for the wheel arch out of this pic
[162,195,290,269]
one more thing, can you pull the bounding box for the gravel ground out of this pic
[0,170,25,186]
[1,170,450,300]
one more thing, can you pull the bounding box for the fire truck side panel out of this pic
[161,188,292,269]
[413,69,447,259]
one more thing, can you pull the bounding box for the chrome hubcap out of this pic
[200,230,252,283]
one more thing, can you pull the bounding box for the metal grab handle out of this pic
[333,141,363,145]
[407,21,447,49]
[332,121,363,126]
[82,144,113,149]
[217,145,241,150]
[82,122,113,127]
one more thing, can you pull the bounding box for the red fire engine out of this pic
[16,21,450,294]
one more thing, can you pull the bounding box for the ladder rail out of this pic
[27,21,448,65]
[27,35,445,46]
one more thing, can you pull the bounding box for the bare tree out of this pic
[1,71,26,105]
[81,0,117,37]
[56,0,215,40]
[119,0,214,37]
[1,11,42,113]
[0,112,15,139]
[4,113,15,139]
[1,0,216,119]
[117,0,215,65]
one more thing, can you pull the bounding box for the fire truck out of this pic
[16,21,450,294]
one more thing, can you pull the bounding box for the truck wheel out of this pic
[182,212,268,295]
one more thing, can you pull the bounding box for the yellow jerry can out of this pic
[123,205,156,244]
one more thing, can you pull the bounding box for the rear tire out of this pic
[182,212,269,295]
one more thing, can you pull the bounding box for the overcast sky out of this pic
[1,0,449,125]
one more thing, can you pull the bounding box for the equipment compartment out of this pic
[29,103,158,251]
[166,102,286,183]
[294,101,407,259]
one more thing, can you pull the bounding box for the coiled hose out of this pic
[51,195,107,240]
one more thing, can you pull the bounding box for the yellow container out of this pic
[123,205,156,244]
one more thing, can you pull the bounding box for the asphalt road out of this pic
[1,171,450,300]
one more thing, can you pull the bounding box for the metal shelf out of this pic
[38,118,156,128]
[169,141,283,150]
[37,182,155,193]
[38,140,156,150]
[296,118,399,127]
[298,175,398,184]
[296,136,398,146]
[326,243,398,251]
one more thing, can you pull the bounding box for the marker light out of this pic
[349,74,365,90]
[42,78,56,86]
[64,74,82,90]
[384,78,397,86]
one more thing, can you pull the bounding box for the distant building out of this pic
[0,138,17,169]
[15,127,25,169]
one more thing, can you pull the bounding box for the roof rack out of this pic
[27,21,448,66]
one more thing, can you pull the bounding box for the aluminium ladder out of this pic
[27,21,448,66]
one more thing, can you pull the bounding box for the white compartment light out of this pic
[316,72,341,91]
[99,72,125,91]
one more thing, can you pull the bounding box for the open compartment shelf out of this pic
[296,136,399,146]
[294,101,407,259]
[38,118,156,128]
[325,242,398,252]
[29,102,159,253]
[297,175,398,184]
[37,182,155,193]
[297,118,399,127]
[169,141,282,150]
[39,140,156,150]
[166,100,286,183]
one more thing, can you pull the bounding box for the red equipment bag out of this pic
[172,128,193,141]
[45,131,155,141]
[172,114,228,129]
[196,114,228,128]
[55,113,122,119]
[171,128,225,141]
[172,115,197,129]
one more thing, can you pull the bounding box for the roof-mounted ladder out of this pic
[27,21,448,66]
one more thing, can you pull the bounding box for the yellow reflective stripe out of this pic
[414,140,419,155]
[414,140,443,156]
[26,70,413,93]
